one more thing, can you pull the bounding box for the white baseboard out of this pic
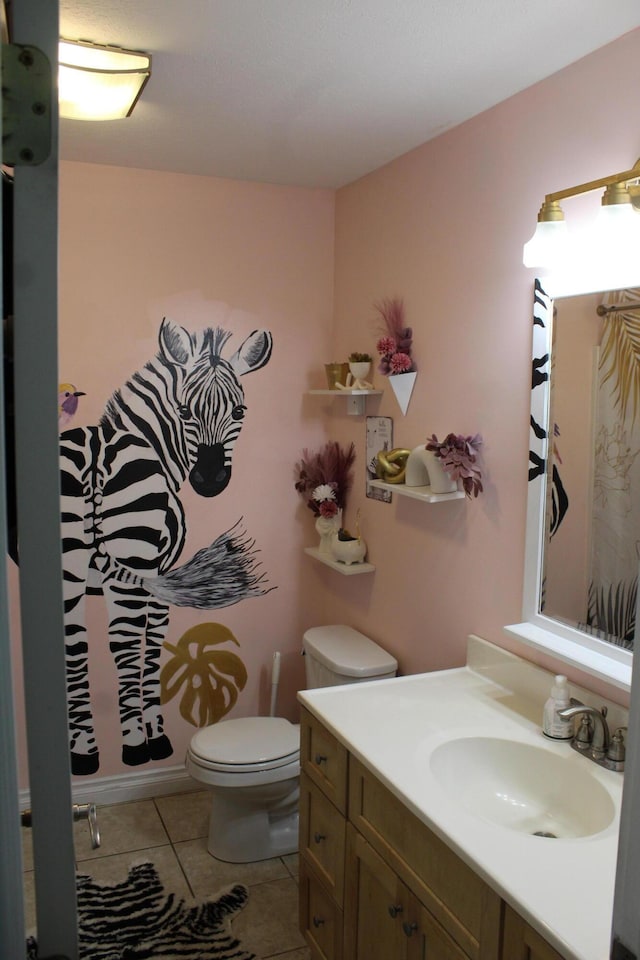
[20,764,196,810]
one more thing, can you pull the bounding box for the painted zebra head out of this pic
[159,319,273,498]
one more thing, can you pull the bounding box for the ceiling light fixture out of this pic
[523,159,640,288]
[59,39,151,121]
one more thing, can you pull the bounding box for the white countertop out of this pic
[298,641,624,960]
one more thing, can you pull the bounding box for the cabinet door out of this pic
[406,899,471,960]
[344,825,409,960]
[345,826,471,960]
[502,905,566,960]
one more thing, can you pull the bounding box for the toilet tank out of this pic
[303,625,397,688]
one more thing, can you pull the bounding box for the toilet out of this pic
[186,625,397,863]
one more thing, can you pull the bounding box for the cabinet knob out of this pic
[402,921,418,937]
[313,915,325,928]
[314,831,326,843]
[314,753,327,765]
[388,904,403,918]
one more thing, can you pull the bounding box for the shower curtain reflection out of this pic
[586,289,640,649]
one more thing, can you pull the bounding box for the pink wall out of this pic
[319,28,640,701]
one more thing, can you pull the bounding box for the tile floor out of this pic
[22,789,310,960]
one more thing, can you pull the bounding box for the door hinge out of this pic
[2,43,52,165]
[612,936,637,960]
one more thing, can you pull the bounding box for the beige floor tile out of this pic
[155,790,210,842]
[175,837,289,899]
[232,877,306,958]
[74,799,169,860]
[76,843,192,901]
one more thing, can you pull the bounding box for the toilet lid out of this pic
[189,716,299,767]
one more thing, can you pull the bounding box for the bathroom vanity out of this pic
[297,637,626,960]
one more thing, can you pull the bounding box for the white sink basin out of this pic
[430,736,615,839]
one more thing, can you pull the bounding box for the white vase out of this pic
[405,446,430,486]
[315,511,342,554]
[388,371,417,415]
[423,450,458,494]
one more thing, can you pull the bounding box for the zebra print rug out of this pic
[27,861,256,960]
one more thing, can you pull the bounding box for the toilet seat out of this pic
[189,716,300,774]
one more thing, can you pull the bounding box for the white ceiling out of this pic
[59,1,640,189]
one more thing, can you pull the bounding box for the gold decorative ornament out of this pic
[375,447,411,484]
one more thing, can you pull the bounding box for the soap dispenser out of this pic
[542,675,573,740]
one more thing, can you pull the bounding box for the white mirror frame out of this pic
[505,277,633,692]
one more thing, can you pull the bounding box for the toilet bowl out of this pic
[186,625,397,863]
[186,716,300,863]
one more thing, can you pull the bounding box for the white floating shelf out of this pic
[307,388,383,415]
[368,480,465,503]
[304,547,375,575]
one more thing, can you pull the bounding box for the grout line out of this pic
[152,797,197,898]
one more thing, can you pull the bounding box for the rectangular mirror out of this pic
[506,278,639,692]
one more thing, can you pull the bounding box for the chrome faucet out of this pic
[557,704,610,758]
[557,703,624,772]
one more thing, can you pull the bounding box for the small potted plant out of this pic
[331,509,367,565]
[348,352,373,380]
[425,433,483,498]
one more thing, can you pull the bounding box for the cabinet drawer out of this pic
[300,707,348,813]
[300,776,346,905]
[300,856,344,960]
[349,757,502,960]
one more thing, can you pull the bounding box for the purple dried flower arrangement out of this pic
[374,297,415,376]
[426,433,483,498]
[294,441,356,516]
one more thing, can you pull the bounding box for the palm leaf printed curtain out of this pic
[588,286,640,649]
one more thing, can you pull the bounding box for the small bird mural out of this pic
[58,383,86,431]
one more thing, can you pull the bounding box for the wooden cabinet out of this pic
[344,825,469,960]
[300,777,346,904]
[300,707,349,960]
[300,856,344,960]
[502,906,566,960]
[298,707,568,960]
[348,757,501,960]
[300,707,348,814]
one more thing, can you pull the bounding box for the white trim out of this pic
[19,764,195,810]
[504,621,632,691]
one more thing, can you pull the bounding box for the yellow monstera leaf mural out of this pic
[160,623,248,727]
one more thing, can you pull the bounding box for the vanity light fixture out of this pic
[523,159,640,279]
[59,39,152,121]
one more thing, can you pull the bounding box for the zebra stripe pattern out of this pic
[60,319,273,774]
[62,862,255,960]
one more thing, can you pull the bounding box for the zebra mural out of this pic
[60,318,273,775]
